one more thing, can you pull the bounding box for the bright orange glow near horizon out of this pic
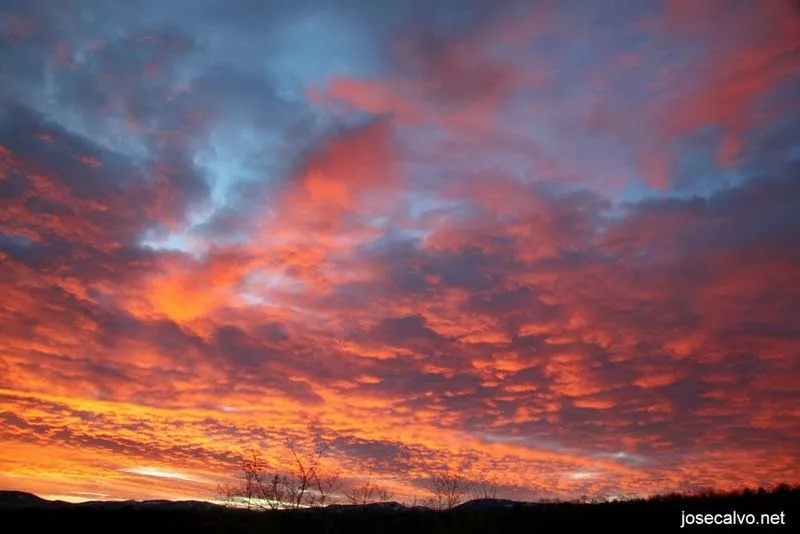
[1,0,799,504]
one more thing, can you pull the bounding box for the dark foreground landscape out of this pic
[1,486,797,533]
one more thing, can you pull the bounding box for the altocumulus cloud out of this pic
[0,0,799,502]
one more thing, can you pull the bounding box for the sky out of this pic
[0,0,798,504]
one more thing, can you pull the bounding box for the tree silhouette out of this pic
[425,469,469,510]
[345,469,394,505]
[219,438,340,510]
[469,478,499,500]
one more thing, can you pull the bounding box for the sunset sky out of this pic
[1,0,799,504]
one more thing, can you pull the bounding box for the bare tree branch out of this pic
[345,469,393,505]
[469,479,499,500]
[427,469,469,510]
[220,438,339,510]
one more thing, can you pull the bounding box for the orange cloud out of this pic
[1,0,798,505]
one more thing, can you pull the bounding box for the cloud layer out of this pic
[1,0,799,501]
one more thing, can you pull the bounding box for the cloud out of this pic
[1,0,798,503]
[121,466,212,484]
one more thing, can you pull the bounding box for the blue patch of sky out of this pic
[263,10,385,97]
